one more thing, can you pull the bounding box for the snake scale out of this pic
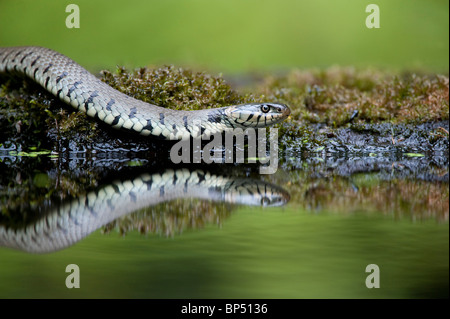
[0,169,289,253]
[0,46,291,140]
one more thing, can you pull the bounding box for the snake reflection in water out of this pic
[0,169,290,253]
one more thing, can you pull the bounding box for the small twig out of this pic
[438,127,449,135]
[430,132,447,138]
[391,137,404,144]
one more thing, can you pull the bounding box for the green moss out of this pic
[268,69,448,126]
[0,76,97,148]
[100,66,253,111]
[1,66,448,152]
[278,122,327,153]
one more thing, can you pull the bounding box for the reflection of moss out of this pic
[279,170,449,222]
[0,157,100,224]
[102,199,232,237]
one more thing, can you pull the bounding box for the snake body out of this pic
[0,169,289,253]
[0,46,290,140]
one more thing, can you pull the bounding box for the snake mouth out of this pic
[267,103,291,125]
[264,103,291,125]
[272,103,291,120]
[280,104,291,118]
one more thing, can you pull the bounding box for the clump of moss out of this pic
[101,65,256,111]
[1,66,448,153]
[257,67,449,127]
[278,122,328,154]
[0,76,97,148]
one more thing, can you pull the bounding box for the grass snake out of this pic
[0,46,291,140]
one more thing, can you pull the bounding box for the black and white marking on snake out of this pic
[0,46,291,140]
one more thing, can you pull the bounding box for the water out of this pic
[0,209,447,298]
[0,150,448,298]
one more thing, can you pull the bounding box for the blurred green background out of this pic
[0,0,448,73]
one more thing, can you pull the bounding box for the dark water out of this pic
[0,148,448,298]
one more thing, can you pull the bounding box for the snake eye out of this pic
[260,197,271,206]
[260,105,270,113]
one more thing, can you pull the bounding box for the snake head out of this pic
[225,103,291,128]
[227,179,291,207]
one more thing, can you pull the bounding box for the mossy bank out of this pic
[1,65,448,155]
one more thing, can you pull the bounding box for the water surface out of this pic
[0,150,447,299]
